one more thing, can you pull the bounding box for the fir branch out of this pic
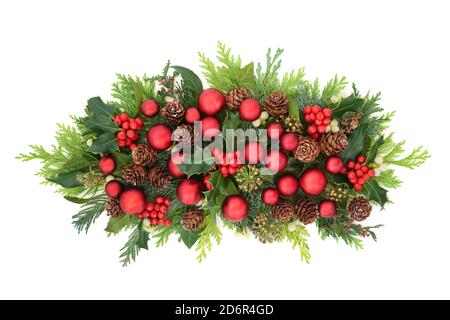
[282,224,311,263]
[322,75,347,102]
[119,221,148,266]
[195,211,222,262]
[72,194,108,234]
[375,169,402,189]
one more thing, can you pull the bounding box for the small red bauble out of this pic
[299,168,328,195]
[201,116,221,139]
[141,99,159,117]
[119,189,146,215]
[105,180,122,198]
[176,179,203,205]
[264,150,288,173]
[99,156,116,174]
[325,156,345,174]
[198,88,225,116]
[239,98,262,121]
[245,142,264,164]
[277,174,299,196]
[262,188,279,206]
[185,107,201,123]
[267,123,284,139]
[280,133,299,152]
[147,124,172,151]
[319,200,336,218]
[222,195,249,222]
[167,152,186,178]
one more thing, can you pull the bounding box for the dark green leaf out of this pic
[86,97,115,117]
[130,78,143,112]
[47,170,83,188]
[136,225,149,250]
[89,132,118,154]
[288,95,300,119]
[112,152,132,172]
[83,115,118,133]
[72,194,108,234]
[339,125,367,162]
[176,226,201,249]
[222,111,242,131]
[64,196,90,204]
[172,65,203,97]
[362,179,388,208]
[332,95,364,119]
[105,215,134,235]
[366,136,385,164]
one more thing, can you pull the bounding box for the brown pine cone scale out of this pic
[348,197,372,221]
[272,200,295,222]
[294,136,320,163]
[265,92,289,116]
[123,164,147,185]
[147,166,172,189]
[225,87,248,110]
[132,144,157,166]
[296,198,319,225]
[105,197,124,218]
[319,132,348,156]
[161,100,185,125]
[181,209,204,231]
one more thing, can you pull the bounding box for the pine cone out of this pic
[348,197,372,221]
[181,209,204,231]
[132,144,157,166]
[296,198,319,225]
[225,87,248,111]
[341,112,361,135]
[105,197,124,218]
[251,212,283,244]
[264,92,289,116]
[147,166,172,189]
[294,136,320,163]
[173,124,194,146]
[161,100,185,125]
[319,132,348,156]
[272,200,295,222]
[282,115,303,133]
[123,164,147,185]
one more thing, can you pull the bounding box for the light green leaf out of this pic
[47,170,83,188]
[106,215,134,235]
[288,95,300,119]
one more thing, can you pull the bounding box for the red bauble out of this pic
[176,179,203,205]
[119,188,146,215]
[244,142,264,164]
[264,150,288,173]
[280,133,299,152]
[325,156,345,174]
[222,195,249,222]
[198,88,225,116]
[299,168,328,195]
[141,99,159,117]
[105,180,122,198]
[239,98,262,121]
[99,156,116,174]
[201,116,221,139]
[277,174,299,196]
[267,123,284,140]
[185,107,201,123]
[147,124,172,151]
[319,200,336,218]
[262,188,279,206]
[167,151,186,178]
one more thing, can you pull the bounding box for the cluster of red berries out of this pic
[345,155,376,191]
[303,105,333,140]
[137,196,173,227]
[114,113,144,150]
[203,174,213,191]
[211,148,244,177]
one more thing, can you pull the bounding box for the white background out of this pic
[1,0,449,300]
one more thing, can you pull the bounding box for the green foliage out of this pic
[105,215,135,235]
[339,125,367,162]
[362,179,388,208]
[374,169,402,189]
[365,136,385,164]
[378,134,430,169]
[119,221,149,266]
[322,75,347,103]
[171,65,203,106]
[72,194,108,234]
[111,74,155,116]
[195,211,222,262]
[331,95,364,119]
[283,224,311,263]
[47,170,83,188]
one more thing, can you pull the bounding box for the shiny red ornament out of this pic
[244,141,264,164]
[185,107,201,123]
[319,200,336,218]
[262,188,279,206]
[198,88,225,116]
[119,189,146,215]
[264,150,287,173]
[277,174,299,196]
[176,179,203,205]
[280,133,299,152]
[299,168,328,195]
[267,123,284,139]
[201,116,221,139]
[325,156,345,174]
[239,98,262,121]
[105,180,122,198]
[99,156,116,174]
[167,151,186,178]
[147,124,172,151]
[141,99,159,117]
[222,195,249,222]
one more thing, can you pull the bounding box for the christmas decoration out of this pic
[21,43,428,265]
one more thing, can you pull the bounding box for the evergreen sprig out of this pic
[195,211,222,262]
[72,194,108,234]
[283,224,311,263]
[119,221,149,266]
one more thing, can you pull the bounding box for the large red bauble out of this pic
[267,123,284,140]
[198,88,225,116]
[167,152,186,178]
[244,142,264,164]
[319,200,336,218]
[201,116,221,139]
[176,179,203,205]
[140,99,159,117]
[280,133,299,152]
[185,107,201,123]
[119,188,146,215]
[147,124,172,151]
[325,156,345,174]
[262,188,279,206]
[264,150,288,173]
[299,168,328,195]
[222,195,249,222]
[99,156,116,174]
[277,174,299,196]
[239,99,262,122]
[105,180,122,198]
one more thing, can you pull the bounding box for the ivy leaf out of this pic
[89,132,119,154]
[176,226,201,249]
[172,65,203,97]
[332,95,364,119]
[340,125,367,162]
[362,179,388,208]
[366,136,385,164]
[86,97,115,117]
[47,170,83,188]
[288,95,300,119]
[105,215,134,235]
[64,196,90,204]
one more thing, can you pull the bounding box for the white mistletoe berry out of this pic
[330,95,340,104]
[331,119,339,127]
[105,175,115,182]
[143,219,151,227]
[375,156,384,165]
[86,139,93,147]
[374,168,382,176]
[260,111,269,120]
[331,125,340,133]
[165,96,175,103]
[252,119,261,128]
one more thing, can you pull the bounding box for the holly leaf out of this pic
[332,95,364,119]
[105,215,134,235]
[339,125,367,162]
[47,170,83,188]
[172,65,203,97]
[177,146,216,177]
[288,95,300,119]
[89,132,119,154]
[176,226,201,249]
[130,78,143,114]
[64,196,90,204]
[136,223,150,249]
[362,179,388,208]
[365,136,385,164]
[237,62,256,89]
[83,115,118,133]
[86,97,116,117]
[112,152,132,172]
[222,111,242,131]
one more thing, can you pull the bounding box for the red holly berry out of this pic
[350,177,358,184]
[303,106,312,114]
[307,125,317,135]
[135,118,143,127]
[150,218,158,225]
[122,121,130,130]
[356,169,364,177]
[354,183,363,191]
[347,171,356,179]
[309,113,316,121]
[357,178,365,185]
[119,113,129,122]
[114,115,122,126]
[323,108,332,117]
[146,203,154,211]
[368,169,376,177]
[347,161,355,169]
[154,204,160,212]
[157,219,165,225]
[157,212,165,219]
[126,130,135,139]
[361,165,368,172]
[315,119,323,126]
[126,138,132,146]
[129,143,137,150]
[322,118,331,125]
[304,114,312,122]
[150,211,157,219]
[164,199,171,206]
[363,173,370,180]
[316,112,324,120]
[164,219,173,227]
[129,120,137,130]
[155,196,164,204]
[317,125,327,133]
[142,211,150,219]
[311,133,320,140]
[118,140,127,148]
[311,105,321,114]
[357,155,366,164]
[117,131,126,140]
[228,166,237,175]
[220,166,229,177]
[355,163,361,170]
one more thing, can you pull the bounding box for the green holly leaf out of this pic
[112,152,132,172]
[340,125,367,162]
[222,111,242,131]
[83,115,118,133]
[365,136,385,164]
[64,196,90,204]
[332,95,364,119]
[177,146,216,177]
[172,65,203,97]
[105,215,134,235]
[288,95,300,119]
[47,170,83,188]
[176,226,201,249]
[89,132,119,154]
[237,62,256,89]
[362,179,388,208]
[136,222,150,250]
[130,78,143,113]
[86,97,116,117]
